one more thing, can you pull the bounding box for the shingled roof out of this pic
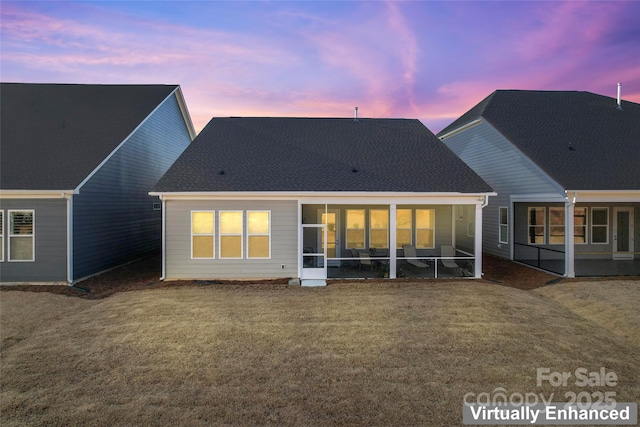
[154,117,492,193]
[438,90,640,191]
[1,83,179,190]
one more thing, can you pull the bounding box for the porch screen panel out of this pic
[191,211,214,258]
[396,209,412,249]
[346,210,365,249]
[369,209,388,248]
[0,211,3,261]
[415,209,434,248]
[9,210,34,261]
[528,207,545,244]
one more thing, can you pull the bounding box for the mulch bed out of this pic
[0,252,587,299]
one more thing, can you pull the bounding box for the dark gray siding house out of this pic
[151,117,495,285]
[438,89,640,277]
[0,83,195,284]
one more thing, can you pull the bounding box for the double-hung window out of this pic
[346,209,365,249]
[369,209,389,249]
[528,207,545,244]
[415,209,435,248]
[498,207,508,244]
[574,207,587,244]
[0,211,4,262]
[9,210,34,261]
[220,211,243,258]
[396,209,412,249]
[191,211,214,259]
[591,208,608,244]
[247,211,270,258]
[549,207,565,244]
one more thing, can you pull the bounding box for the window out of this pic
[247,211,270,258]
[499,207,508,244]
[591,207,608,244]
[574,207,587,244]
[415,209,435,248]
[549,207,565,244]
[369,209,388,249]
[528,207,545,244]
[220,211,243,258]
[346,209,365,248]
[0,211,4,262]
[396,209,412,249]
[8,210,34,261]
[191,211,214,259]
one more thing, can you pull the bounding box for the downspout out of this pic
[65,193,74,284]
[160,195,166,281]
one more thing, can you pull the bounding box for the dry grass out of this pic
[1,282,639,426]
[535,279,640,347]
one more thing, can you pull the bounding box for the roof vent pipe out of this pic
[354,106,358,122]
[617,83,622,110]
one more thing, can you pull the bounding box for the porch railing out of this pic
[325,255,475,279]
[513,242,565,275]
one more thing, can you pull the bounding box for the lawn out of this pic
[1,280,639,426]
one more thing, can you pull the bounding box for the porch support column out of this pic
[565,197,575,278]
[389,204,397,278]
[474,202,483,278]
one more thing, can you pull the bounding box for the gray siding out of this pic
[73,92,191,280]
[443,121,563,258]
[165,200,298,279]
[0,199,67,283]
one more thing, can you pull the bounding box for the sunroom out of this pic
[299,197,486,281]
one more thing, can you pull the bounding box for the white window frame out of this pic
[591,207,609,244]
[8,209,35,262]
[415,208,435,249]
[549,207,565,245]
[498,207,508,244]
[528,207,546,245]
[346,209,366,249]
[573,207,588,245]
[0,210,4,262]
[396,209,413,249]
[219,210,244,259]
[369,209,389,249]
[247,210,271,259]
[191,210,215,259]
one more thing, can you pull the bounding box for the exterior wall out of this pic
[165,199,298,279]
[0,198,67,283]
[442,121,563,258]
[73,93,192,280]
[515,202,640,261]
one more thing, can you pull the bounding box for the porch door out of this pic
[302,224,326,279]
[319,209,340,266]
[613,207,634,260]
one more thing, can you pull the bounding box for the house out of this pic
[438,89,640,277]
[150,116,495,285]
[0,83,195,284]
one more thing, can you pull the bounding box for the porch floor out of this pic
[517,258,640,277]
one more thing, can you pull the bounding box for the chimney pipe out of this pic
[617,83,622,110]
[354,106,358,122]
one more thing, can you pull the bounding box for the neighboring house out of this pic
[151,117,494,285]
[0,83,195,284]
[438,89,640,277]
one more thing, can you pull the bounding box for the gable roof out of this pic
[154,117,492,193]
[1,83,181,191]
[439,90,640,191]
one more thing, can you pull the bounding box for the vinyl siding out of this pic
[165,200,298,279]
[73,92,191,280]
[442,121,563,258]
[0,199,67,283]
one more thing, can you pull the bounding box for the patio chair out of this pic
[402,245,429,269]
[440,245,462,276]
[358,251,375,271]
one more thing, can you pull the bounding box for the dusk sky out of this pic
[2,1,639,133]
